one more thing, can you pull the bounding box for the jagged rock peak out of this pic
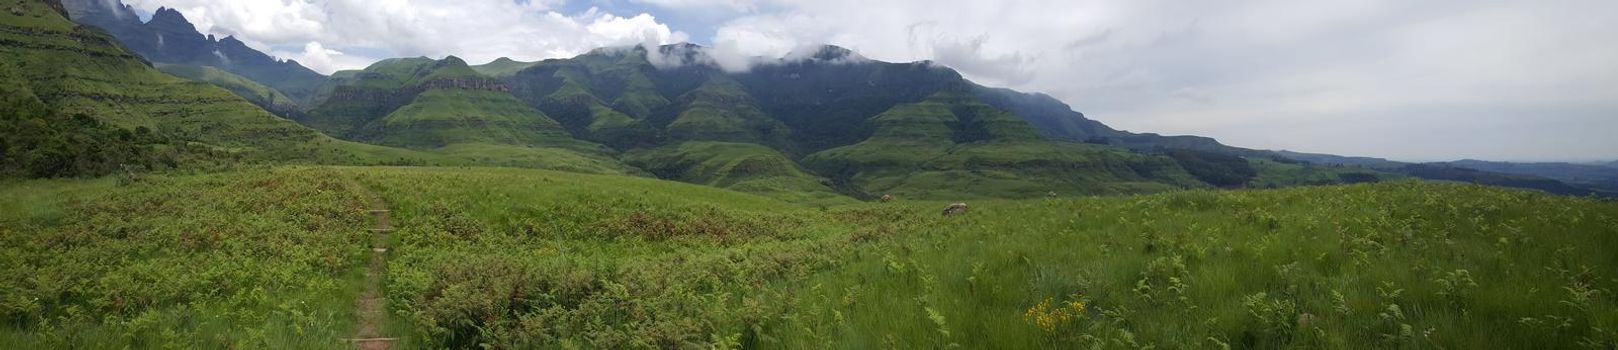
[64,0,142,25]
[44,0,69,19]
[150,6,183,21]
[147,6,198,31]
[658,42,706,52]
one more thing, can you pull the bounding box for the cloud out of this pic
[269,41,373,74]
[929,36,1034,85]
[125,0,687,73]
[629,0,756,13]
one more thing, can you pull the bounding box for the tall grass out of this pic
[2,166,1613,348]
[0,168,375,349]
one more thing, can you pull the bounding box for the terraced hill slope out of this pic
[474,44,1215,199]
[305,56,638,174]
[155,63,303,119]
[624,141,852,205]
[802,91,1205,198]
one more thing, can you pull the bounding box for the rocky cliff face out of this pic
[42,0,67,18]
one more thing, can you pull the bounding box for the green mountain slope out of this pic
[305,42,1602,199]
[32,1,1600,199]
[356,89,580,149]
[155,63,302,118]
[302,55,638,174]
[1276,151,1612,196]
[508,48,670,148]
[662,76,792,149]
[306,56,509,137]
[491,45,1213,199]
[470,57,539,77]
[1448,159,1618,194]
[624,141,850,205]
[0,1,444,171]
[803,91,1205,198]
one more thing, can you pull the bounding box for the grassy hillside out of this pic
[302,55,639,174]
[1247,158,1404,188]
[804,92,1205,198]
[360,89,582,149]
[1275,151,1610,197]
[507,49,668,149]
[498,47,1246,199]
[470,57,539,77]
[156,63,303,118]
[0,0,454,173]
[4,166,1612,348]
[0,168,375,349]
[662,76,793,149]
[303,57,471,135]
[1449,159,1618,194]
[762,181,1618,349]
[624,141,852,205]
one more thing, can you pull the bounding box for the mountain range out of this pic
[1275,151,1617,196]
[14,0,1615,200]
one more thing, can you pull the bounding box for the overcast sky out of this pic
[121,0,1617,162]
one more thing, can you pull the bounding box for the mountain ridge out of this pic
[60,0,328,107]
[319,43,1256,199]
[29,0,1612,199]
[1275,150,1615,196]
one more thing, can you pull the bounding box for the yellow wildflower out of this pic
[1024,297,1084,333]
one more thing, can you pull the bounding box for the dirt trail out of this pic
[347,182,397,350]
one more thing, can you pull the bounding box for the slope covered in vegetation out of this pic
[0,168,377,349]
[0,0,450,176]
[4,166,1612,349]
[485,44,1225,199]
[470,57,539,78]
[802,91,1204,198]
[155,63,304,119]
[624,141,850,205]
[304,56,639,174]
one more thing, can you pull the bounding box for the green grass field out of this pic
[2,166,1614,349]
[625,141,851,205]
